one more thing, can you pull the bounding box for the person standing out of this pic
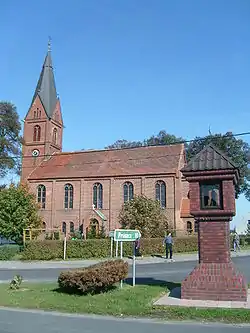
[134,238,143,258]
[163,233,174,261]
[233,232,241,252]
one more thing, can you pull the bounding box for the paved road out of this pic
[0,256,249,284]
[0,308,249,333]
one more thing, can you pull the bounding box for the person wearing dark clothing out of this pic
[134,238,142,257]
[163,233,174,260]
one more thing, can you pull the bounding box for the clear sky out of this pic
[1,0,250,231]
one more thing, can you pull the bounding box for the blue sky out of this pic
[1,0,250,231]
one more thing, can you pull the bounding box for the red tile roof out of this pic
[28,144,184,180]
[180,198,192,218]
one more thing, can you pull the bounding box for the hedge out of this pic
[58,259,128,294]
[0,245,21,260]
[21,236,199,260]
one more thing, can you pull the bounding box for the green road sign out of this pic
[114,229,141,242]
[109,231,114,238]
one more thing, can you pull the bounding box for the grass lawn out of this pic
[0,281,249,323]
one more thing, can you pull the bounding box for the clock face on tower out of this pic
[32,149,40,157]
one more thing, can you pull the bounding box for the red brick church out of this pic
[21,44,193,237]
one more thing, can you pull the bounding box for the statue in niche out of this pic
[201,183,221,209]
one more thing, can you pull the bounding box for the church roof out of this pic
[28,144,184,180]
[29,42,58,118]
[181,143,238,173]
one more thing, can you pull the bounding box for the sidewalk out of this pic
[0,250,249,270]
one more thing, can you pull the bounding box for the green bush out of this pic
[0,245,21,260]
[21,236,198,260]
[58,259,128,294]
[21,240,63,260]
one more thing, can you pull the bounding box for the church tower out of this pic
[21,40,63,181]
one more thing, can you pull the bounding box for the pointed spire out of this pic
[48,36,52,52]
[30,38,58,118]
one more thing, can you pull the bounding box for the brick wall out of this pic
[199,221,230,263]
[29,173,187,235]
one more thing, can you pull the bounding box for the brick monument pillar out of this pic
[181,144,248,302]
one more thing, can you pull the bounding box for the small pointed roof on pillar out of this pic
[181,143,238,173]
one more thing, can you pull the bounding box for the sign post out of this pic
[115,241,118,257]
[132,242,136,287]
[109,231,114,258]
[114,229,141,287]
[63,236,67,260]
[120,241,123,288]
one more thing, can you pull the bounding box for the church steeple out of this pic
[30,38,58,119]
[21,40,63,181]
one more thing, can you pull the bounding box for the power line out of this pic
[0,131,250,164]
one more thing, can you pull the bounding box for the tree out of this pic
[0,183,42,244]
[246,221,250,236]
[145,130,185,146]
[105,131,185,149]
[186,132,250,200]
[106,130,250,201]
[118,195,169,238]
[105,139,143,150]
[0,102,23,177]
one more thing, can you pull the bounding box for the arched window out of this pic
[62,222,66,235]
[33,125,41,141]
[52,128,57,145]
[93,183,103,209]
[34,110,37,118]
[38,109,41,118]
[70,222,74,233]
[123,182,134,203]
[194,221,199,233]
[42,221,46,230]
[90,219,99,235]
[155,180,166,208]
[37,184,46,209]
[64,184,73,209]
[187,221,192,234]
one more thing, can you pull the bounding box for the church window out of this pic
[37,184,46,209]
[34,110,37,118]
[33,125,41,141]
[70,222,74,233]
[187,221,193,234]
[194,221,199,233]
[64,184,73,209]
[155,180,166,208]
[52,128,57,145]
[93,183,103,209]
[123,182,134,203]
[62,222,66,235]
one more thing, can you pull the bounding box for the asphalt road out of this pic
[0,256,249,284]
[0,308,249,333]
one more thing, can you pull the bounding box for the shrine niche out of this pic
[181,144,248,302]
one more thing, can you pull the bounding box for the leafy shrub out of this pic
[21,236,198,260]
[58,259,128,294]
[9,274,23,290]
[21,240,63,260]
[0,245,21,260]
